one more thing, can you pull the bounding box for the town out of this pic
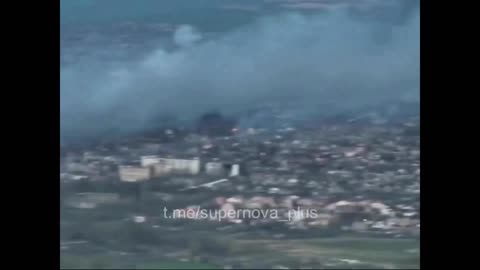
[60,105,419,269]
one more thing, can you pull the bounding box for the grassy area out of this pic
[61,232,418,269]
[61,254,218,269]
[136,262,218,269]
[61,193,418,269]
[236,236,419,269]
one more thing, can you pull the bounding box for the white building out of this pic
[118,166,152,182]
[141,156,201,176]
[205,162,225,175]
[141,156,162,167]
[229,164,240,177]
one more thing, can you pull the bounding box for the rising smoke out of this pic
[60,0,419,144]
[173,25,203,48]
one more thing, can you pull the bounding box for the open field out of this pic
[61,254,219,269]
[236,237,419,269]
[61,232,419,269]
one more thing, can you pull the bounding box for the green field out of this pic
[61,254,219,269]
[61,203,418,269]
[137,262,218,269]
[61,235,418,269]
[236,236,419,269]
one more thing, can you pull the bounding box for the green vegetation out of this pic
[236,236,419,269]
[61,255,218,269]
[61,185,418,269]
[136,262,218,269]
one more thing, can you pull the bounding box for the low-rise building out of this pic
[118,166,152,182]
[205,162,226,175]
[141,156,201,176]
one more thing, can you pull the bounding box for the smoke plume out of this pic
[60,1,419,143]
[173,25,202,48]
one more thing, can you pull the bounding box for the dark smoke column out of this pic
[196,112,236,137]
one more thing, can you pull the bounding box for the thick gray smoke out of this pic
[173,25,202,48]
[60,1,419,143]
